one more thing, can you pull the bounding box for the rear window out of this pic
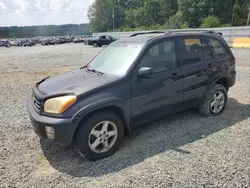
[209,38,228,57]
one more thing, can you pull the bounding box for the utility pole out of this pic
[247,5,250,26]
[231,5,235,26]
[112,0,120,31]
[112,7,115,30]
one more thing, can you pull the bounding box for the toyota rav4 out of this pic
[27,30,236,160]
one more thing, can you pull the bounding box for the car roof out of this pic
[114,30,223,44]
[116,33,164,43]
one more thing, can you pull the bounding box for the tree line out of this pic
[0,24,90,38]
[88,0,250,32]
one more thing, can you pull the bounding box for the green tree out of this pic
[87,0,249,32]
[200,16,221,28]
[88,0,111,32]
[161,0,178,20]
[88,0,127,32]
[233,0,249,26]
[178,0,234,28]
[125,8,136,27]
[144,0,163,26]
[0,24,90,38]
[165,12,185,29]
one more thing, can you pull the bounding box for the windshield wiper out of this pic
[86,68,104,76]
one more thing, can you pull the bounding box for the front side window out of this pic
[88,43,144,76]
[140,40,177,73]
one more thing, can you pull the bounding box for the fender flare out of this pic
[71,97,131,134]
[201,76,227,102]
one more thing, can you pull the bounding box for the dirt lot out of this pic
[0,44,250,188]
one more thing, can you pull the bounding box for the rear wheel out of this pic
[199,84,227,116]
[75,111,124,161]
[93,43,98,47]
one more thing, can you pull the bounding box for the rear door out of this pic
[207,37,236,86]
[178,37,218,108]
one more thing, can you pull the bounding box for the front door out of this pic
[131,39,183,125]
[99,36,108,45]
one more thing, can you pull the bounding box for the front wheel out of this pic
[74,111,124,161]
[93,43,98,47]
[199,84,227,116]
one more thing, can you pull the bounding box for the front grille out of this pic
[33,96,41,110]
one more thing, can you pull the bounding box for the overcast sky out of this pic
[0,0,95,26]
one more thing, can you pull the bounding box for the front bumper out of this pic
[27,99,78,146]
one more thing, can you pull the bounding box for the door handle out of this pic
[208,63,213,68]
[172,73,179,78]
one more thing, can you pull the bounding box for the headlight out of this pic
[44,95,77,114]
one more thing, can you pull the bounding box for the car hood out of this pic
[37,68,119,95]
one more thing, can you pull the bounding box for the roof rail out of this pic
[130,30,223,37]
[130,31,166,37]
[165,29,222,35]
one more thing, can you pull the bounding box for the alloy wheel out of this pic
[210,91,225,114]
[88,121,118,154]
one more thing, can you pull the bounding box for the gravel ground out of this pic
[0,44,250,188]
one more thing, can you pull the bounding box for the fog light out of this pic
[45,126,55,140]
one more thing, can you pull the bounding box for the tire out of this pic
[98,44,102,47]
[74,111,124,161]
[199,84,227,116]
[93,43,98,47]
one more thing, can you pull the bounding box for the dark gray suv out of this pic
[27,30,236,160]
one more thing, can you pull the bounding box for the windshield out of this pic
[88,43,144,76]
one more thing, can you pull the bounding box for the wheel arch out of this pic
[72,100,131,141]
[200,77,229,105]
[215,77,230,91]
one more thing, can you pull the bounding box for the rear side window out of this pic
[209,38,227,57]
[202,39,213,60]
[178,38,212,65]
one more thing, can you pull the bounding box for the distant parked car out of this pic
[84,39,88,45]
[41,40,50,46]
[31,39,40,45]
[0,40,11,47]
[58,38,66,44]
[17,40,28,47]
[0,41,5,47]
[73,38,86,43]
[41,39,55,46]
[88,35,117,47]
[40,37,74,46]
[23,40,35,47]
[9,40,19,47]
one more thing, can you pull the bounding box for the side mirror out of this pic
[138,67,153,78]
